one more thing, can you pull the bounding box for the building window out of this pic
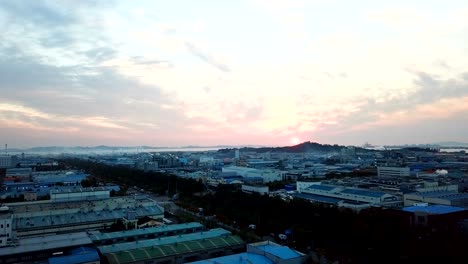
[6,224,9,228]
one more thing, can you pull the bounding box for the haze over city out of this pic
[1,0,468,148]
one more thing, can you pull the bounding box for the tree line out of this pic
[60,158,204,197]
[178,187,468,264]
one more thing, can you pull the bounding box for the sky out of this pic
[1,0,468,148]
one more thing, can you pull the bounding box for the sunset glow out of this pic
[1,0,467,147]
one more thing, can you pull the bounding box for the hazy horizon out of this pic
[1,1,468,148]
[4,140,468,151]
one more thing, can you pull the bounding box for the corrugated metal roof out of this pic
[341,188,385,198]
[293,193,342,204]
[91,222,203,242]
[403,205,465,214]
[104,235,244,264]
[0,232,92,256]
[98,228,232,254]
[13,205,163,230]
[48,247,99,264]
[188,252,273,264]
[306,185,336,191]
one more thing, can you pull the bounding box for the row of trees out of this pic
[178,188,468,263]
[60,158,204,197]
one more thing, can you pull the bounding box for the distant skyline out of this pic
[1,0,468,148]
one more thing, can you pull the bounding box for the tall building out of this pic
[234,149,240,159]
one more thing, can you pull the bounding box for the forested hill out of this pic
[218,141,370,153]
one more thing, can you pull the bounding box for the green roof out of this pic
[105,235,244,264]
[98,228,232,254]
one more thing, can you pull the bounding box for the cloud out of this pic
[185,42,231,73]
[0,103,51,120]
[333,70,468,132]
[131,57,173,67]
[0,1,78,27]
[221,101,264,122]
[83,47,118,63]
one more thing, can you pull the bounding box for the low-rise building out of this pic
[378,166,410,177]
[404,191,468,207]
[241,184,269,195]
[0,232,94,264]
[222,166,285,183]
[4,196,164,237]
[99,228,245,264]
[0,207,13,247]
[189,240,306,264]
[295,182,401,209]
[90,222,204,245]
[402,204,468,229]
[50,187,110,202]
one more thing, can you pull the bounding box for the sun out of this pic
[290,137,301,145]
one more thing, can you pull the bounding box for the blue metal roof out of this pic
[403,205,465,214]
[48,247,100,264]
[188,252,273,264]
[258,245,301,259]
[306,185,335,191]
[341,188,385,198]
[293,193,342,204]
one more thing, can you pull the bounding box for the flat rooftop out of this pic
[14,206,163,231]
[293,193,342,204]
[6,196,158,215]
[258,244,302,259]
[403,205,466,215]
[50,186,110,194]
[0,232,92,256]
[341,188,386,198]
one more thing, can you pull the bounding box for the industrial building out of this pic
[295,182,401,209]
[50,186,111,202]
[2,188,164,237]
[48,247,100,264]
[189,240,306,264]
[403,191,468,207]
[402,204,468,228]
[241,184,269,195]
[377,166,411,177]
[222,166,286,183]
[0,232,94,264]
[90,222,204,245]
[99,228,245,264]
[0,221,246,264]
